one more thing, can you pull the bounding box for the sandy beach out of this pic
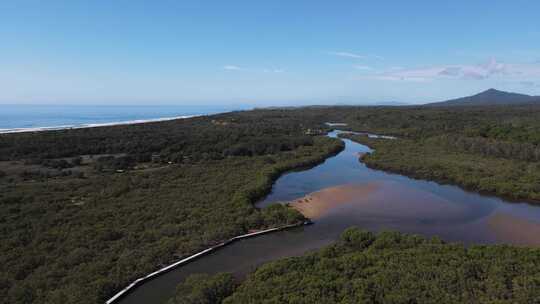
[0,115,199,134]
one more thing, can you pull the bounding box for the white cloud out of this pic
[329,52,383,60]
[223,65,242,71]
[330,51,366,59]
[363,59,540,82]
[223,65,285,73]
[367,75,430,83]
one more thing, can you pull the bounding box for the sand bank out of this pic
[290,181,472,222]
[488,212,540,246]
[290,183,381,219]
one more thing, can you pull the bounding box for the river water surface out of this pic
[119,130,540,304]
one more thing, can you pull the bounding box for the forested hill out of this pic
[427,88,540,106]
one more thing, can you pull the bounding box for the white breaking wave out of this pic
[0,115,200,134]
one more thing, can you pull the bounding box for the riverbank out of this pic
[362,156,540,205]
[105,221,311,304]
[245,138,345,209]
[220,228,540,303]
[119,129,540,304]
[339,133,540,204]
[103,136,344,303]
[108,138,341,298]
[0,109,348,304]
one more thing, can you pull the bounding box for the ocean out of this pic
[0,104,248,133]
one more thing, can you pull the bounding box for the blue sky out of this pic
[2,1,540,105]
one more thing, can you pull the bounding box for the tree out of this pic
[168,273,237,304]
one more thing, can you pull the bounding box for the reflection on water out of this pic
[119,130,540,304]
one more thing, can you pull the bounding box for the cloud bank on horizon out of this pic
[355,59,540,84]
[1,1,540,105]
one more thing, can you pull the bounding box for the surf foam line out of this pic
[0,115,200,134]
[105,221,312,304]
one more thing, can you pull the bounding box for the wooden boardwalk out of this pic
[105,221,311,304]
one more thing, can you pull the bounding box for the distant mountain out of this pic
[428,89,540,106]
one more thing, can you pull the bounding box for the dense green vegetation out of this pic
[3,104,540,303]
[341,133,540,201]
[166,105,540,303]
[333,104,540,202]
[174,228,540,304]
[168,273,237,304]
[302,104,540,201]
[0,111,343,304]
[0,112,324,162]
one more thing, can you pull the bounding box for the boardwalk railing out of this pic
[105,221,311,304]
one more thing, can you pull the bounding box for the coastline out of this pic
[0,115,200,134]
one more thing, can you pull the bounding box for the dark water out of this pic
[118,130,540,304]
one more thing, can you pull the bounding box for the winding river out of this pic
[118,130,540,304]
